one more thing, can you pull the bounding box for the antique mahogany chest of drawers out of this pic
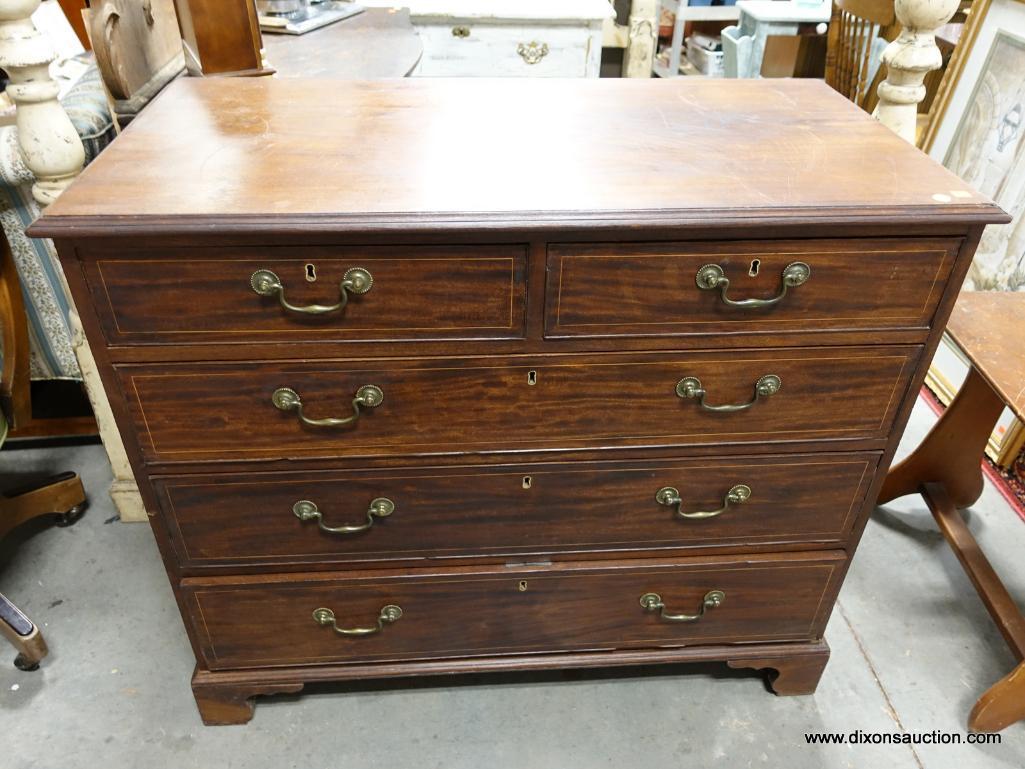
[32,77,1005,725]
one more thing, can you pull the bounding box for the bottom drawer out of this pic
[184,552,845,670]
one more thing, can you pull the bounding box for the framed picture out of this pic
[924,0,1025,291]
[922,0,1025,469]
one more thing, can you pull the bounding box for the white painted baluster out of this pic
[623,0,657,78]
[0,0,85,206]
[875,0,961,143]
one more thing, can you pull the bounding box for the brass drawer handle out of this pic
[312,605,402,636]
[271,384,383,428]
[294,497,394,534]
[675,374,780,412]
[517,41,549,65]
[656,484,751,519]
[640,590,725,623]
[250,266,373,315]
[451,25,470,37]
[696,261,810,308]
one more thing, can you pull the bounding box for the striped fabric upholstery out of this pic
[0,62,117,381]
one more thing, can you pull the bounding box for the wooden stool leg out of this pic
[970,662,1025,733]
[879,368,1004,508]
[924,482,1025,732]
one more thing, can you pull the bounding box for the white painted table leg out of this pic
[69,310,147,523]
[875,0,960,143]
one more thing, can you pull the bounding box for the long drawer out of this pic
[546,238,960,340]
[119,347,919,464]
[182,552,845,670]
[156,453,879,569]
[81,244,527,345]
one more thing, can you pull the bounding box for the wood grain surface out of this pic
[154,452,879,569]
[30,78,1005,235]
[547,238,960,339]
[85,244,526,345]
[264,8,423,79]
[182,551,844,670]
[119,347,919,463]
[189,639,832,725]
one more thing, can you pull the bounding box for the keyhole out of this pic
[748,259,761,277]
[522,476,532,489]
[305,263,317,282]
[518,580,528,592]
[527,370,537,386]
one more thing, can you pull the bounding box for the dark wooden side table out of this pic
[879,291,1025,733]
[263,7,422,78]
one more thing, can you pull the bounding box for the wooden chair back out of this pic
[825,0,899,112]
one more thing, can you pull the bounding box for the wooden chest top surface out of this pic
[33,77,1004,235]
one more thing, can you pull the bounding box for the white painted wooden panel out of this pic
[415,24,599,77]
[360,0,613,22]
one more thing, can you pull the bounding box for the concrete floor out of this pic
[1,397,1023,768]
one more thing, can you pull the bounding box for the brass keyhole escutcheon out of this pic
[527,370,538,386]
[305,263,317,282]
[518,580,529,592]
[748,259,760,277]
[522,475,532,489]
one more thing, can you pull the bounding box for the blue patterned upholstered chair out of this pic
[0,64,117,384]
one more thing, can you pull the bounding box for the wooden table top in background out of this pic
[263,7,422,78]
[33,77,1006,234]
[948,291,1025,421]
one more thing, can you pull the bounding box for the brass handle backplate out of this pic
[640,590,725,622]
[675,374,780,412]
[251,266,373,315]
[517,41,549,64]
[696,261,810,308]
[272,384,383,428]
[294,497,394,534]
[656,484,751,520]
[312,605,402,636]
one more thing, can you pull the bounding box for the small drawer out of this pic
[82,244,527,345]
[157,452,879,569]
[182,552,845,670]
[415,24,594,77]
[119,347,919,464]
[545,238,961,341]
